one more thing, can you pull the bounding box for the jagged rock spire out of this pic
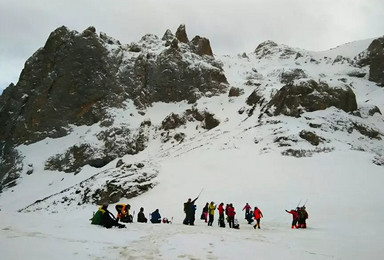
[175,24,189,43]
[162,29,174,41]
[190,36,213,56]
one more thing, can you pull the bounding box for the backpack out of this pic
[91,210,103,225]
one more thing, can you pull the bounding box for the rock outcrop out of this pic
[175,24,189,43]
[0,25,228,147]
[0,25,228,190]
[265,80,357,117]
[356,36,384,86]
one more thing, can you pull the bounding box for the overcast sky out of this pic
[1,0,383,93]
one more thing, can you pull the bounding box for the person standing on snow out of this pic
[298,206,309,228]
[183,196,199,225]
[217,203,225,227]
[208,201,216,226]
[242,203,252,219]
[253,206,263,229]
[201,202,209,223]
[227,203,236,228]
[285,208,299,228]
[217,203,225,220]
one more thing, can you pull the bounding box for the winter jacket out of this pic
[115,204,130,219]
[91,206,106,225]
[254,208,263,220]
[299,209,308,220]
[208,203,216,215]
[218,204,224,215]
[137,212,147,223]
[151,210,161,222]
[286,210,299,220]
[227,206,235,217]
[242,204,251,211]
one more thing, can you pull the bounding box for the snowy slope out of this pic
[1,37,384,260]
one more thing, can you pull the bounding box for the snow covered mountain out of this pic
[0,25,383,260]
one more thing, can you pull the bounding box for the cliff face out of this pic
[0,25,228,146]
[0,24,228,190]
[356,36,384,86]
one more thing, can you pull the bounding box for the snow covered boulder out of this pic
[265,80,357,117]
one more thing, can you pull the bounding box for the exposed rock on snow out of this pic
[356,36,384,86]
[265,80,357,117]
[175,24,189,43]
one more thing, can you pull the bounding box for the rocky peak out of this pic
[189,36,213,56]
[254,40,298,59]
[162,29,174,42]
[175,24,189,43]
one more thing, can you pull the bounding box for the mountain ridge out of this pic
[0,25,383,210]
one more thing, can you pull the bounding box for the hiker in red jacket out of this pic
[253,206,263,229]
[298,206,309,228]
[285,208,299,229]
[217,203,225,219]
[242,203,252,219]
[227,204,236,228]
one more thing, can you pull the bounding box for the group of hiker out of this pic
[90,203,172,228]
[91,198,308,230]
[285,206,309,229]
[183,196,266,230]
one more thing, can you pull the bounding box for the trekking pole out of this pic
[296,200,302,208]
[303,199,308,207]
[197,188,204,198]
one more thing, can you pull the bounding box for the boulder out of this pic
[266,80,357,117]
[299,130,322,146]
[228,87,242,97]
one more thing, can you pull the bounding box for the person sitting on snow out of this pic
[137,207,148,223]
[150,209,162,224]
[115,203,132,223]
[91,204,125,229]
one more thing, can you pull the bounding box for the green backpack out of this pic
[91,210,103,225]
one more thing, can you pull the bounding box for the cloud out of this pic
[0,0,383,92]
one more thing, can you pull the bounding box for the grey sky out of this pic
[1,0,383,93]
